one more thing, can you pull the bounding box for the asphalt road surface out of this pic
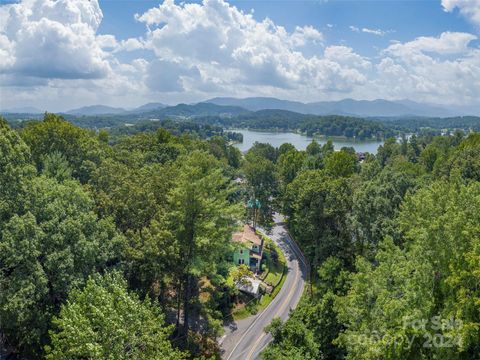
[220,213,308,360]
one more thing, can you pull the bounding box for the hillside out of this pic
[66,105,126,115]
[205,97,462,117]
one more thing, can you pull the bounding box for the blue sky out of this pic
[98,0,477,58]
[1,0,479,111]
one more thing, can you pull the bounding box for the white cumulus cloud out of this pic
[1,0,479,110]
[442,0,480,26]
[134,0,370,94]
[385,31,477,56]
[375,32,480,106]
[0,0,111,80]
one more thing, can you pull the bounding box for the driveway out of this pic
[220,213,308,360]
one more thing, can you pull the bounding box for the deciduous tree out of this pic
[45,272,185,360]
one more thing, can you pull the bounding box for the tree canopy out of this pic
[46,272,186,360]
[262,125,480,359]
[1,113,479,360]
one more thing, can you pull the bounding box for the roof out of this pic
[236,277,262,296]
[232,225,263,247]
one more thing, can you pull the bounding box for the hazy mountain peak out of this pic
[129,102,167,113]
[2,106,44,114]
[66,105,126,116]
[204,97,465,117]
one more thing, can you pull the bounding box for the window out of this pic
[240,249,243,254]
[238,259,244,265]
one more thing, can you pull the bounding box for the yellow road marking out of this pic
[225,224,306,360]
[244,259,301,360]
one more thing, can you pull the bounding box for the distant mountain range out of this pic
[1,106,44,114]
[3,101,480,136]
[65,105,126,116]
[2,97,478,118]
[126,102,167,113]
[62,103,168,116]
[146,102,248,118]
[61,102,249,120]
[204,97,472,117]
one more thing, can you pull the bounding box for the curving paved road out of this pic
[220,213,308,360]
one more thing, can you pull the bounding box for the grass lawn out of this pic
[263,238,286,287]
[230,234,287,320]
[256,263,287,312]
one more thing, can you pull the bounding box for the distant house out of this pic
[232,225,264,273]
[356,152,366,161]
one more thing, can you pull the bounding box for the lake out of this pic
[232,129,384,154]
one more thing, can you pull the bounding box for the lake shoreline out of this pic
[229,128,384,154]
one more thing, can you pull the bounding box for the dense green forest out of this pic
[190,111,396,140]
[0,113,245,358]
[4,105,480,141]
[6,116,243,143]
[258,131,480,359]
[374,115,480,133]
[104,119,243,143]
[1,112,479,359]
[3,109,395,140]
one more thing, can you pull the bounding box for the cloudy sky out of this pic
[0,0,479,112]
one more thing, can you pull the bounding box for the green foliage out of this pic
[324,150,358,178]
[208,136,242,168]
[0,113,248,359]
[242,151,277,224]
[203,111,395,140]
[0,176,124,357]
[285,170,353,267]
[306,140,321,156]
[276,149,307,189]
[351,165,419,257]
[247,142,278,163]
[322,140,335,156]
[90,159,176,232]
[3,110,480,360]
[336,238,434,359]
[377,116,480,133]
[265,131,480,360]
[446,135,480,182]
[231,264,254,286]
[112,130,183,166]
[376,137,399,167]
[263,258,349,360]
[46,272,186,359]
[278,142,296,156]
[0,119,35,221]
[300,115,394,140]
[108,118,243,144]
[20,113,105,182]
[164,150,241,337]
[336,181,480,359]
[263,317,321,360]
[122,219,176,303]
[41,151,73,182]
[316,257,350,296]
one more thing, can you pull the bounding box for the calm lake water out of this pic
[232,129,384,154]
